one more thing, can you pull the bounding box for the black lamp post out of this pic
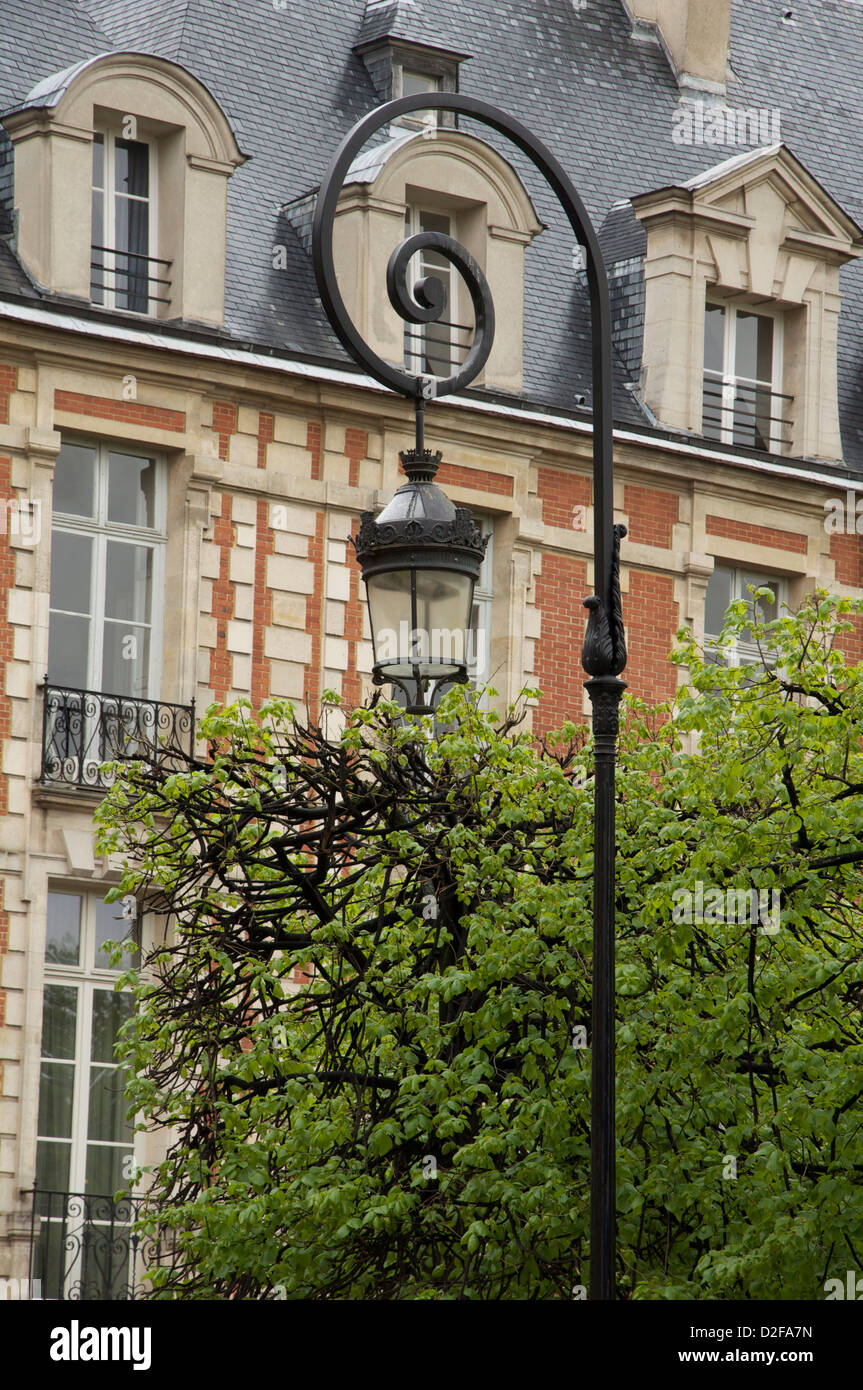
[312,92,626,1300]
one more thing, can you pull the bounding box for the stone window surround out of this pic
[1,51,245,327]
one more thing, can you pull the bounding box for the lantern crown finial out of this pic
[399,447,442,485]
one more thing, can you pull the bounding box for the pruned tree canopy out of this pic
[97,590,863,1299]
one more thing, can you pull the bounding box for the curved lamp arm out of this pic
[311,90,625,679]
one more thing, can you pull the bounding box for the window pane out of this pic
[735,310,773,384]
[114,198,149,311]
[48,613,91,689]
[38,1061,75,1138]
[705,564,733,638]
[107,452,156,527]
[45,892,82,966]
[53,443,95,518]
[88,1066,132,1143]
[85,1143,130,1197]
[403,70,438,97]
[91,989,133,1064]
[704,304,725,374]
[93,897,139,970]
[50,531,93,614]
[42,984,78,1060]
[92,133,104,190]
[105,542,153,624]
[35,1139,71,1194]
[101,622,150,697]
[740,571,778,645]
[114,138,148,199]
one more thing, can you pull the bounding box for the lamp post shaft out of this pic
[585,674,625,1300]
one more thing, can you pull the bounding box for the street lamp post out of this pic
[312,92,627,1300]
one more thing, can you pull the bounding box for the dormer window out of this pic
[631,145,863,462]
[1,52,244,326]
[702,301,789,452]
[91,130,164,314]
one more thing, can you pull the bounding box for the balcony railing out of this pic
[90,245,172,313]
[41,684,195,790]
[29,1189,173,1301]
[702,375,794,453]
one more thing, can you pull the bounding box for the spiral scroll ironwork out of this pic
[311,91,620,645]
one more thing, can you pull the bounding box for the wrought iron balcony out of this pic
[41,684,195,791]
[29,1189,172,1301]
[702,375,794,453]
[90,245,172,313]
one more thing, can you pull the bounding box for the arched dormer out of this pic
[1,51,245,325]
[329,127,543,393]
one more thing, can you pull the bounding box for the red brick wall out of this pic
[0,363,16,424]
[54,390,185,433]
[307,422,322,482]
[830,531,863,664]
[533,552,589,736]
[536,467,591,529]
[437,462,513,496]
[623,571,679,706]
[706,514,806,554]
[345,427,366,490]
[625,483,678,549]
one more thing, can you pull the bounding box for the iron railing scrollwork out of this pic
[28,1189,174,1301]
[41,684,195,790]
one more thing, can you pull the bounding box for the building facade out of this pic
[1,0,862,1293]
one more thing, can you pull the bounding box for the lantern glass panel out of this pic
[367,567,474,679]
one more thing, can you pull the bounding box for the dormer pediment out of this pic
[633,144,863,293]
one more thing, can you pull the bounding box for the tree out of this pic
[96,590,863,1299]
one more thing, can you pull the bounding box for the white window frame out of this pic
[49,437,167,700]
[37,892,140,1196]
[704,563,788,667]
[703,300,785,452]
[404,203,466,379]
[91,128,159,315]
[34,889,143,1299]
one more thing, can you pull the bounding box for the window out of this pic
[702,301,789,452]
[403,206,470,378]
[704,564,786,666]
[49,440,166,699]
[36,892,139,1202]
[33,891,140,1298]
[91,131,163,314]
[398,70,441,129]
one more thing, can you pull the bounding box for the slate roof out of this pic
[0,0,861,470]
